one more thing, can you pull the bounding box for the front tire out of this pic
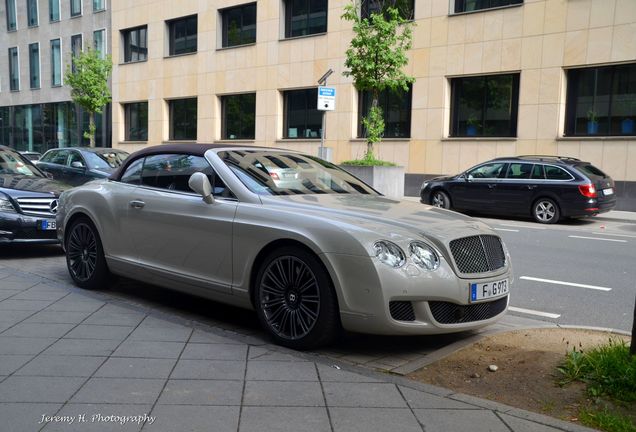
[532,198,560,224]
[254,246,339,350]
[65,217,110,289]
[431,190,452,209]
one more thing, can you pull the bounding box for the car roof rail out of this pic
[513,155,582,162]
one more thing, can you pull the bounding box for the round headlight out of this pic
[409,241,440,271]
[374,241,406,268]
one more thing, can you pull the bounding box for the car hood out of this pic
[0,175,72,198]
[429,174,457,182]
[260,194,496,252]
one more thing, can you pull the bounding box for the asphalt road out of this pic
[477,214,636,332]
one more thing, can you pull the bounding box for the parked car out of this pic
[38,147,129,186]
[420,156,617,224]
[0,145,70,244]
[19,151,42,162]
[58,144,512,349]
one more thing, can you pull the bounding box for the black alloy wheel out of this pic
[255,246,338,349]
[431,190,451,209]
[66,217,110,289]
[532,198,560,224]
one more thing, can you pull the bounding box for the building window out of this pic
[71,34,82,71]
[168,15,197,56]
[27,0,38,26]
[29,43,40,89]
[221,93,256,140]
[284,0,327,38]
[8,47,19,91]
[49,0,60,21]
[358,85,412,138]
[169,98,197,141]
[361,0,414,20]
[122,26,147,63]
[93,0,104,12]
[6,0,17,30]
[283,89,322,139]
[565,64,636,137]
[94,29,106,58]
[50,39,62,86]
[124,102,148,141]
[453,0,522,14]
[221,3,257,48]
[71,0,82,16]
[450,73,520,138]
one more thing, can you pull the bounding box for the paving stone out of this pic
[170,359,246,380]
[0,290,21,301]
[126,326,192,342]
[143,405,239,432]
[45,299,105,312]
[181,343,247,360]
[246,360,318,381]
[138,316,189,328]
[0,309,33,322]
[94,358,177,379]
[0,279,40,291]
[0,300,55,311]
[323,382,407,408]
[316,364,382,383]
[24,311,92,324]
[157,379,243,405]
[64,325,134,340]
[15,355,106,377]
[243,381,325,407]
[1,322,75,338]
[189,329,242,344]
[83,312,146,327]
[0,403,63,432]
[498,413,566,432]
[42,404,152,432]
[248,346,304,361]
[0,376,85,402]
[413,409,510,432]
[0,337,57,355]
[71,378,165,404]
[399,386,479,409]
[0,354,34,375]
[330,407,422,432]
[11,289,68,301]
[42,338,120,357]
[240,406,331,432]
[113,341,185,359]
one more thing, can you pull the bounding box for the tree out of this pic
[65,48,112,147]
[342,0,414,162]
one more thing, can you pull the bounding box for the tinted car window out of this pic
[531,164,544,179]
[121,158,144,185]
[68,152,85,168]
[544,165,572,180]
[467,162,507,179]
[45,150,70,165]
[506,163,533,179]
[577,164,608,180]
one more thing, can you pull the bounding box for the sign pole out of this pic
[320,78,327,160]
[317,69,334,161]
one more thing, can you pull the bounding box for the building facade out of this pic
[110,0,636,209]
[0,0,111,153]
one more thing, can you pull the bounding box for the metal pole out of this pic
[319,78,327,160]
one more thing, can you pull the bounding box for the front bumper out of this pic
[0,211,59,244]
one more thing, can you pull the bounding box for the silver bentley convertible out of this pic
[57,144,512,349]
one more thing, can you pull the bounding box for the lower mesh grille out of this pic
[389,301,415,321]
[429,296,507,324]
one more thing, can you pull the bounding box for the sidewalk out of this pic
[0,264,596,432]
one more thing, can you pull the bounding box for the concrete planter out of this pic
[340,165,405,199]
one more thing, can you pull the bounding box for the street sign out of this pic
[317,86,336,111]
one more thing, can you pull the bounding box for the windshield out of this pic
[0,149,43,177]
[219,150,378,196]
[84,151,129,169]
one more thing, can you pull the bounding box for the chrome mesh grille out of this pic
[429,296,507,324]
[16,198,57,217]
[449,235,505,274]
[389,301,415,321]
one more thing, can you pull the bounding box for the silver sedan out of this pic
[57,144,512,349]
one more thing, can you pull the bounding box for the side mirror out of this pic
[71,161,85,169]
[188,172,215,204]
[45,172,54,179]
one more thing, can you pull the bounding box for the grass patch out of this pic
[340,155,397,167]
[579,407,636,432]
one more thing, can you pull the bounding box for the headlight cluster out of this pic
[0,196,16,213]
[374,240,440,271]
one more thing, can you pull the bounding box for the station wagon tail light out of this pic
[269,172,280,180]
[374,241,406,268]
[578,184,597,198]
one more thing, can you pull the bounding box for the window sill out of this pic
[557,136,636,141]
[119,59,148,66]
[93,8,106,13]
[349,138,411,142]
[279,32,327,42]
[70,14,83,19]
[217,42,256,51]
[28,24,39,28]
[49,19,60,23]
[119,141,147,145]
[449,3,523,17]
[163,140,197,144]
[51,84,62,88]
[164,51,197,59]
[441,137,517,141]
[276,139,321,143]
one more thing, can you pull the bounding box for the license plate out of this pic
[470,278,508,302]
[603,188,614,196]
[39,220,56,230]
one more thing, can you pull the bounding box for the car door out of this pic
[449,162,508,210]
[493,162,536,214]
[65,151,91,186]
[127,153,238,293]
[38,149,69,181]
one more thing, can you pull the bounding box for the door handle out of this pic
[487,184,497,189]
[129,200,145,209]
[526,185,537,190]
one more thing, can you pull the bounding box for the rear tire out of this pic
[532,198,560,224]
[254,246,339,350]
[65,217,110,289]
[431,190,452,209]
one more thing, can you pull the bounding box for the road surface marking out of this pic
[568,235,627,243]
[520,276,612,292]
[508,306,561,319]
[592,232,636,239]
[494,228,519,232]
[499,224,546,230]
